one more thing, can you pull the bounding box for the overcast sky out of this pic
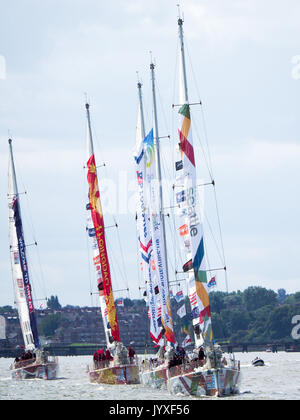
[0,0,300,307]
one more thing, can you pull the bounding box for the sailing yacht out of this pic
[84,103,140,385]
[136,15,241,397]
[135,64,179,389]
[8,138,58,380]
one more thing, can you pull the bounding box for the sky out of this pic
[0,0,300,307]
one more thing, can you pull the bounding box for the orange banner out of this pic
[87,154,120,342]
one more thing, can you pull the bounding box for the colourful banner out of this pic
[134,129,163,345]
[87,154,120,342]
[13,197,40,349]
[144,130,175,344]
[177,102,213,344]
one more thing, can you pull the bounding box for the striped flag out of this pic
[189,291,197,307]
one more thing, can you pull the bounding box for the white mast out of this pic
[150,62,170,286]
[8,139,36,351]
[178,17,189,104]
[176,16,213,347]
[149,62,175,344]
[137,82,146,139]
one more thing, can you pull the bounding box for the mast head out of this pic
[85,103,90,110]
[150,62,155,71]
[178,17,183,27]
[8,138,12,145]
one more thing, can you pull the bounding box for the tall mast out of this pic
[8,138,40,350]
[85,103,94,157]
[178,17,189,104]
[150,62,170,286]
[137,82,146,139]
[8,139,18,196]
[85,102,121,347]
[176,16,213,347]
[149,62,176,345]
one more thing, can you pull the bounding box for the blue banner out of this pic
[13,198,40,349]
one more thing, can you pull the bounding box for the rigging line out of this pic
[184,40,228,292]
[83,167,94,307]
[105,228,129,294]
[204,211,225,268]
[167,204,185,276]
[104,234,120,293]
[15,163,47,301]
[183,38,214,181]
[135,218,143,290]
[88,109,131,293]
[185,39,215,179]
[113,215,129,290]
[212,184,228,293]
[190,116,214,182]
[85,230,94,307]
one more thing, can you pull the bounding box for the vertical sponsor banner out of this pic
[134,129,163,345]
[12,197,40,348]
[177,104,212,343]
[87,208,111,341]
[144,130,175,344]
[87,155,120,342]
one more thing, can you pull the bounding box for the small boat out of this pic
[8,138,58,380]
[252,357,265,367]
[10,348,58,380]
[84,103,139,385]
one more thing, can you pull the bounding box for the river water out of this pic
[0,352,299,400]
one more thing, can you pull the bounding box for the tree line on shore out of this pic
[1,286,300,344]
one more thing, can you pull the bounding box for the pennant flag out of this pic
[88,227,96,237]
[116,298,124,307]
[181,334,192,348]
[177,304,186,318]
[208,276,217,289]
[175,290,184,303]
[190,307,200,320]
[189,291,197,307]
[176,190,186,203]
[179,224,189,237]
[183,259,193,272]
[175,160,183,171]
[13,251,19,264]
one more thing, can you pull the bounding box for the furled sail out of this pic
[142,63,175,345]
[134,82,163,345]
[85,103,120,343]
[175,18,212,345]
[8,139,40,350]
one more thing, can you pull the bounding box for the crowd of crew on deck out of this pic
[93,345,136,368]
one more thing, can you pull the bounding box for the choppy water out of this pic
[0,352,299,400]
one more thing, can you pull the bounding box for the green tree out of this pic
[39,313,64,337]
[210,291,227,314]
[243,286,277,311]
[47,295,62,310]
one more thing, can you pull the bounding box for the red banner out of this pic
[87,155,120,342]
